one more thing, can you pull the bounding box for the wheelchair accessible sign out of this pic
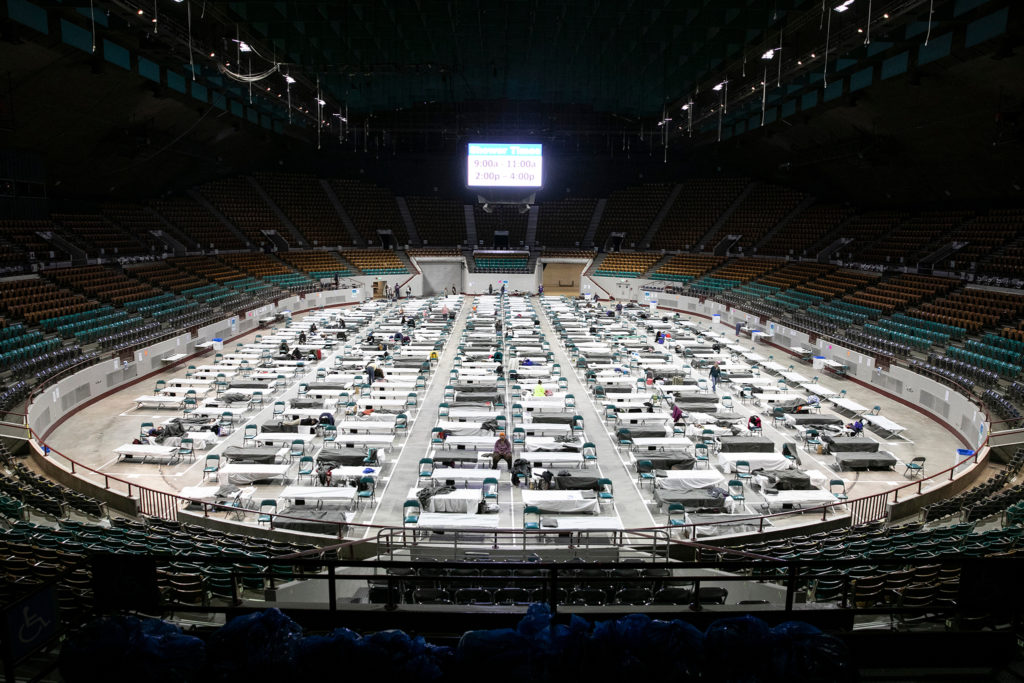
[3,586,59,664]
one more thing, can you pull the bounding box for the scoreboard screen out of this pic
[467,143,543,188]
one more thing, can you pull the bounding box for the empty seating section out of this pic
[0,279,97,325]
[914,289,1023,335]
[719,184,806,252]
[472,205,528,247]
[253,173,351,247]
[405,197,466,246]
[169,256,248,284]
[277,251,354,280]
[2,461,106,518]
[651,178,749,250]
[52,213,156,257]
[688,259,779,295]
[122,293,199,323]
[593,183,673,248]
[169,257,277,308]
[984,390,1023,427]
[406,247,462,258]
[795,270,877,303]
[42,304,142,344]
[101,203,177,246]
[948,341,1022,379]
[834,329,910,358]
[540,249,594,259]
[0,510,323,615]
[128,263,208,294]
[944,209,1022,270]
[215,253,312,292]
[650,254,724,283]
[46,265,164,306]
[330,179,409,245]
[837,210,908,263]
[592,252,661,278]
[842,273,956,316]
[744,263,835,308]
[473,252,529,273]
[856,210,973,266]
[341,251,408,276]
[917,352,999,388]
[0,323,59,371]
[0,220,68,267]
[758,204,852,257]
[980,240,1024,279]
[864,320,944,352]
[153,197,247,251]
[922,451,1024,521]
[198,177,287,247]
[217,253,290,278]
[726,518,1024,604]
[535,198,598,247]
[756,262,834,291]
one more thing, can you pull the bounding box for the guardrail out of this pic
[76,552,1024,626]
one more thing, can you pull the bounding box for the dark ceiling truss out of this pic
[215,0,813,119]
[99,0,326,128]
[670,0,943,142]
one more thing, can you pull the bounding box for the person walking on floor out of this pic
[709,362,721,392]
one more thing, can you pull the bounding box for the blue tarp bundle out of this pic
[60,606,853,682]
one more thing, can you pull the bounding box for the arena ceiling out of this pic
[222,0,811,119]
[0,0,1020,202]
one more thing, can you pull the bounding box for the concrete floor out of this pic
[43,295,967,542]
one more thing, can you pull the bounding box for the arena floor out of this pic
[42,295,968,542]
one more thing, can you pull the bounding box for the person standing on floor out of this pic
[709,362,721,392]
